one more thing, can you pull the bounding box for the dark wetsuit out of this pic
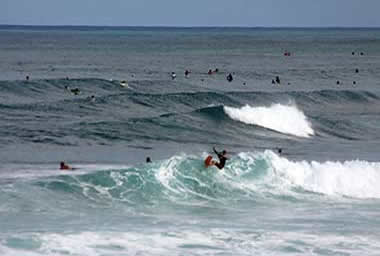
[213,148,227,170]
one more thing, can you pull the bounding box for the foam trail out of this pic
[224,104,314,137]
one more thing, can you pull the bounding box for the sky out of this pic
[1,0,380,27]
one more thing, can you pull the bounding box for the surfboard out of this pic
[204,155,214,168]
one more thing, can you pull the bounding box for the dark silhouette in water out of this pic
[71,88,80,95]
[226,73,233,82]
[60,161,75,170]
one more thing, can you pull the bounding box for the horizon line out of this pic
[1,24,380,29]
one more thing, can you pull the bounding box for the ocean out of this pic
[1,26,380,255]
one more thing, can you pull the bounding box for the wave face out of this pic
[224,104,315,138]
[6,151,377,212]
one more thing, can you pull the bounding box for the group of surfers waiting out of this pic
[171,68,234,83]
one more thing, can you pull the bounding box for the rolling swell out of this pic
[194,105,229,121]
[2,78,378,106]
[2,78,380,146]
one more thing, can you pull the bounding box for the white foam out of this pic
[155,154,223,203]
[224,104,314,137]
[37,231,214,255]
[260,151,380,199]
[0,164,129,181]
[153,151,380,200]
[2,229,379,256]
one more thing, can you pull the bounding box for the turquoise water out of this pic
[0,26,380,255]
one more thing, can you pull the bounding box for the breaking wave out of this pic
[224,104,315,138]
[16,151,380,208]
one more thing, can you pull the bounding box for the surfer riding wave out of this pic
[205,147,228,169]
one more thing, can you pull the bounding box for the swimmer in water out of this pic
[60,161,75,170]
[226,73,233,82]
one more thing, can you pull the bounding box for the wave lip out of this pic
[224,104,314,138]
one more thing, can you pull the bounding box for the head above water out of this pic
[222,150,227,155]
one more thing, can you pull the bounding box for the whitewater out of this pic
[224,104,315,138]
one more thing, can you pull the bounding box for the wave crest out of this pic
[224,104,314,137]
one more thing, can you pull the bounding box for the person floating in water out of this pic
[212,147,228,170]
[65,86,80,95]
[89,95,95,102]
[146,157,152,163]
[60,161,75,170]
[226,73,233,82]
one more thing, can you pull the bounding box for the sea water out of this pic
[0,26,380,255]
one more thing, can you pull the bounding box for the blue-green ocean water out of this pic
[1,26,380,255]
